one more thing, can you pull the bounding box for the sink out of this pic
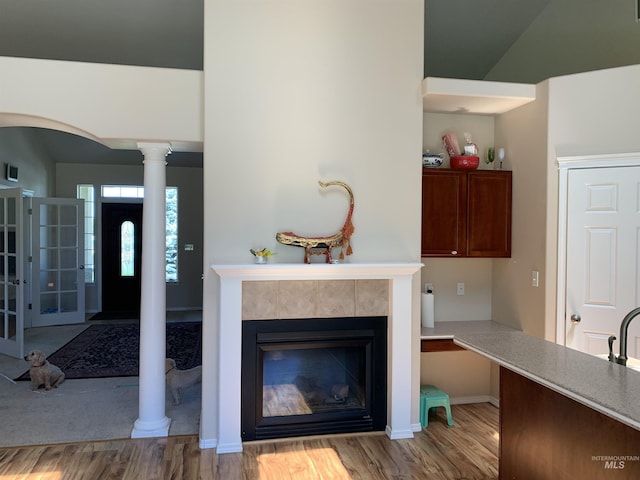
[597,353,640,371]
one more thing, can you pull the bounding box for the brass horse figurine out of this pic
[276,180,354,264]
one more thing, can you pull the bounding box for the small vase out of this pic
[254,256,267,264]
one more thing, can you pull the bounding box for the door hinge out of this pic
[28,208,32,215]
[28,256,32,263]
[28,303,32,310]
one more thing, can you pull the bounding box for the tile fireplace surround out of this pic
[208,262,423,453]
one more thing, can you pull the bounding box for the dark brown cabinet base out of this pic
[500,367,640,479]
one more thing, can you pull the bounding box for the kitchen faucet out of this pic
[608,306,640,366]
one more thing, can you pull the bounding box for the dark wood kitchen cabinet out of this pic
[421,169,512,257]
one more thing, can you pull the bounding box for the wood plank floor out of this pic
[0,403,498,480]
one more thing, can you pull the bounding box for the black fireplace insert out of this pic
[241,316,387,441]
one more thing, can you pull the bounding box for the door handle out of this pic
[12,279,20,285]
[570,313,581,324]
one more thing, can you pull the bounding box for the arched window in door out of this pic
[121,220,135,277]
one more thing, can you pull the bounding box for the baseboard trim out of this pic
[450,395,499,407]
[199,437,218,450]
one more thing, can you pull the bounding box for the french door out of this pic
[0,189,25,358]
[32,198,85,327]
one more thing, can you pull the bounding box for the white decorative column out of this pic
[131,142,172,438]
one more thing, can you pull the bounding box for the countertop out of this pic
[421,321,640,432]
[421,320,519,340]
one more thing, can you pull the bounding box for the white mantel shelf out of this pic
[206,262,423,454]
[211,262,424,280]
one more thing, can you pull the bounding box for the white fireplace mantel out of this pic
[207,262,423,453]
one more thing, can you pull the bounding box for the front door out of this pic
[565,166,640,358]
[102,203,142,314]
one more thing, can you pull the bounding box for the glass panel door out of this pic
[0,189,24,358]
[32,198,85,327]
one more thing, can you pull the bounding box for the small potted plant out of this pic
[250,248,274,264]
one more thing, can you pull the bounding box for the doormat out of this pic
[15,322,201,381]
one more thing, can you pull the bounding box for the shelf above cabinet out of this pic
[422,77,536,115]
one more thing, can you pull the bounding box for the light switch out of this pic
[531,270,539,287]
[457,282,464,295]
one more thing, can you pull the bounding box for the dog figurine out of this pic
[24,350,65,391]
[165,358,202,406]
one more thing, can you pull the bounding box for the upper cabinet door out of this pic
[421,169,467,256]
[467,171,512,258]
[421,169,512,258]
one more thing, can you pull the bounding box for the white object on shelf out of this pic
[421,292,435,328]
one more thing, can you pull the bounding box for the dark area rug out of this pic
[88,311,139,321]
[15,322,201,381]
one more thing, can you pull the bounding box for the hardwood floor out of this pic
[0,403,498,480]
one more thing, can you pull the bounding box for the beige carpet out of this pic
[0,318,201,448]
[0,375,201,448]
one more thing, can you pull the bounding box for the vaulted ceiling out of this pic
[0,0,549,165]
[0,0,549,78]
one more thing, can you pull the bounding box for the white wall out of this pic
[421,258,492,322]
[492,82,549,339]
[202,0,424,443]
[547,65,640,158]
[55,162,204,312]
[0,56,203,151]
[0,127,56,196]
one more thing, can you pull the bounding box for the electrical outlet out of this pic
[425,283,433,293]
[457,282,465,295]
[531,270,539,287]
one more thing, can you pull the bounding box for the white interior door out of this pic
[32,198,85,327]
[0,189,25,358]
[565,166,640,359]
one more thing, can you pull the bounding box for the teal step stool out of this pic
[420,384,454,428]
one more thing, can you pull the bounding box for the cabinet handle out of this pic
[451,250,458,255]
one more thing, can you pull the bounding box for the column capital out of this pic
[137,142,172,163]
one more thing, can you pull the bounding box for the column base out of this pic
[131,416,171,439]
[385,425,414,440]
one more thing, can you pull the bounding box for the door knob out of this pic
[570,313,581,324]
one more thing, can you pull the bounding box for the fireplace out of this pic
[241,316,387,440]
[206,262,422,453]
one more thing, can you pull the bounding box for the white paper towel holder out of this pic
[421,289,435,328]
